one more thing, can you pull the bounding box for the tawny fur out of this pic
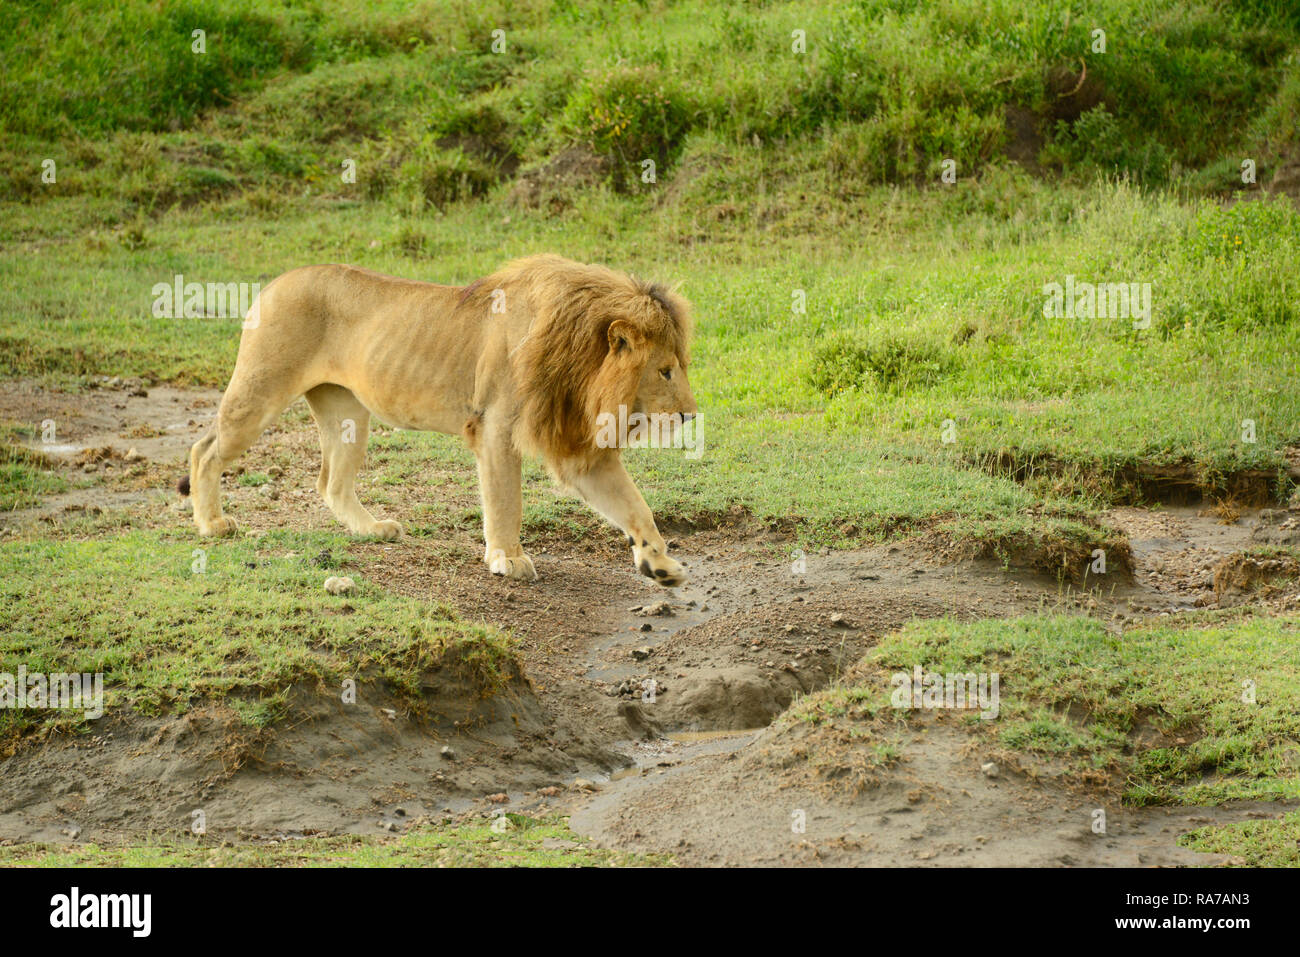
[183,254,697,586]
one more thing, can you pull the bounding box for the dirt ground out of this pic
[2,380,1298,865]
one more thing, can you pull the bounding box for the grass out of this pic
[3,171,1297,529]
[0,529,521,750]
[1180,809,1300,866]
[0,815,674,867]
[787,612,1300,806]
[0,440,68,510]
[7,174,1294,562]
[4,0,1297,190]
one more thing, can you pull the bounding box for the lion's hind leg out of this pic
[305,384,401,541]
[190,379,298,537]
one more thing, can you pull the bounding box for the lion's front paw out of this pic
[488,548,538,582]
[197,515,238,537]
[636,551,687,588]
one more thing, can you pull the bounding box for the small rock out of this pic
[639,600,672,617]
[324,575,356,595]
[981,762,999,778]
[123,447,145,463]
[486,792,508,804]
[572,778,597,792]
[830,612,848,626]
[440,746,456,761]
[538,786,560,797]
[631,646,653,661]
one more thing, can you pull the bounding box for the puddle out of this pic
[667,729,765,743]
[597,728,765,786]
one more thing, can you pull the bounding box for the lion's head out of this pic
[495,255,695,478]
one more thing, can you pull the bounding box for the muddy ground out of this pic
[2,379,1298,865]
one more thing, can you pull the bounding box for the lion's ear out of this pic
[607,319,643,355]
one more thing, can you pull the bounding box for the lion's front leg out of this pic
[472,418,538,582]
[571,455,686,588]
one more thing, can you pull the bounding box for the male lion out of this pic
[181,254,696,586]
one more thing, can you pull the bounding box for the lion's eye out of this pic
[660,368,672,380]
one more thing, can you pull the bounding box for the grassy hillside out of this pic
[4,0,1298,203]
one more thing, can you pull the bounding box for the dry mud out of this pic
[1,381,1298,864]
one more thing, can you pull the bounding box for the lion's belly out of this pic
[355,394,465,434]
[338,327,480,435]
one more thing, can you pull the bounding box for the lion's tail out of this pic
[177,474,191,496]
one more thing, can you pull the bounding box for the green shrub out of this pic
[560,64,692,188]
[811,330,954,396]
[398,148,496,209]
[1043,106,1174,183]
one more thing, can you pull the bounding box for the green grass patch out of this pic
[0,443,68,510]
[0,529,520,749]
[790,613,1300,806]
[0,815,673,867]
[1179,809,1300,866]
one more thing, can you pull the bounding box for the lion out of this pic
[181,254,697,587]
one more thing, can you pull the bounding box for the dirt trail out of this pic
[555,506,1299,866]
[2,382,1298,863]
